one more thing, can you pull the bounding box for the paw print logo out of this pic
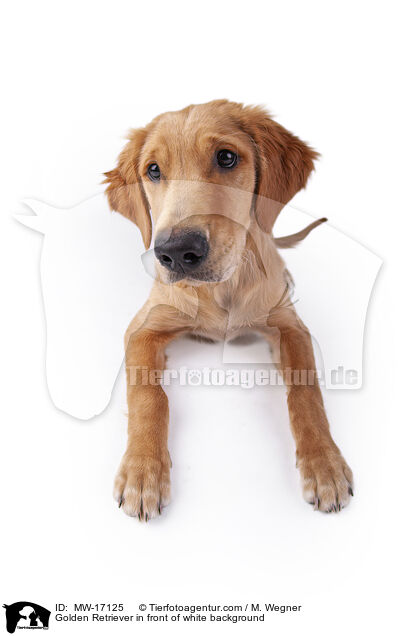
[187,370,202,386]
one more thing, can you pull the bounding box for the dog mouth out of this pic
[162,264,237,285]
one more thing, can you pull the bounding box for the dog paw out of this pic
[297,448,354,513]
[113,453,171,521]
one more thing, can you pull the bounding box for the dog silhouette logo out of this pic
[16,193,381,418]
[2,602,50,633]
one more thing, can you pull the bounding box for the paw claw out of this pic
[114,454,171,521]
[299,450,353,514]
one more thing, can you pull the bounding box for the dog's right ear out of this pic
[103,128,152,249]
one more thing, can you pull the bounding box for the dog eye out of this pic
[216,149,238,169]
[147,163,161,182]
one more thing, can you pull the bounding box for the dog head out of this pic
[104,100,318,284]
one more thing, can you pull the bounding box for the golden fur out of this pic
[104,100,353,520]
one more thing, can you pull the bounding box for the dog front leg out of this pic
[266,307,354,512]
[114,323,180,520]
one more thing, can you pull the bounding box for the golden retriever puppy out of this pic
[104,100,353,520]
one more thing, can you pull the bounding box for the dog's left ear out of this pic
[240,106,319,233]
[103,128,152,249]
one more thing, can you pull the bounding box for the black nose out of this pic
[154,230,209,273]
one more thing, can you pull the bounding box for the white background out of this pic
[1,1,399,634]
